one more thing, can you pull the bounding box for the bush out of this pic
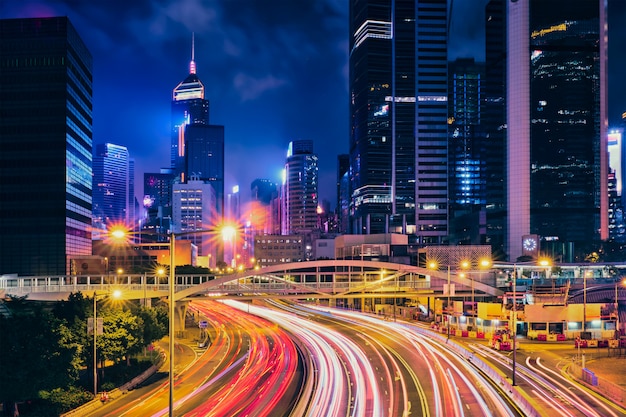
[37,386,93,415]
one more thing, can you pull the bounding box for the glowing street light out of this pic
[511,257,551,386]
[428,261,452,340]
[108,224,229,415]
[90,289,121,396]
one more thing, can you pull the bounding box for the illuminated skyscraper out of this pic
[171,35,224,222]
[349,0,449,242]
[172,178,216,257]
[143,169,175,239]
[171,34,209,178]
[93,143,130,228]
[282,140,319,234]
[0,17,93,275]
[447,58,487,244]
[507,0,608,261]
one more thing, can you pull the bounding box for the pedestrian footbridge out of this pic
[0,260,503,302]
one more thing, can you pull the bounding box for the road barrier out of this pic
[61,346,165,417]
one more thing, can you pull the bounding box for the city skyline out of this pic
[1,0,625,209]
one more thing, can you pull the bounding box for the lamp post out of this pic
[169,231,175,415]
[510,257,551,386]
[616,278,626,338]
[166,226,226,416]
[91,290,121,396]
[583,269,592,333]
[92,292,100,396]
[512,264,517,386]
[428,261,454,340]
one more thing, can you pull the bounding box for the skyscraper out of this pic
[171,35,209,178]
[447,58,487,245]
[483,0,507,256]
[0,17,93,276]
[185,123,224,221]
[143,169,175,239]
[92,143,130,228]
[282,140,319,234]
[172,178,216,257]
[171,35,224,223]
[250,178,280,235]
[507,0,608,261]
[349,0,449,242]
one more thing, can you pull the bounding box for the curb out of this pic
[61,346,166,417]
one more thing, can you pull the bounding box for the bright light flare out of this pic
[221,225,236,241]
[538,258,552,267]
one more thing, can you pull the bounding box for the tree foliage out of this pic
[0,305,80,404]
[0,293,167,412]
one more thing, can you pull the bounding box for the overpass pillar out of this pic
[173,300,190,338]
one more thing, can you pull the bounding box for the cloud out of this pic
[232,72,288,102]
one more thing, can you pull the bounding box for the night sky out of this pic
[2,1,625,208]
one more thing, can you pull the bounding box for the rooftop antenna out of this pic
[190,32,196,74]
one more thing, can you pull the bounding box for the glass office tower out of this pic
[349,0,449,243]
[0,17,93,276]
[171,36,210,181]
[93,143,130,227]
[507,0,608,260]
[282,140,319,235]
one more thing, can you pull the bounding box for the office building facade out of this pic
[348,0,449,243]
[0,17,93,276]
[282,140,319,235]
[92,143,130,228]
[172,179,216,257]
[171,36,224,222]
[447,58,488,245]
[507,0,608,261]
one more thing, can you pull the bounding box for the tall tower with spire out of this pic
[171,33,210,179]
[170,34,224,230]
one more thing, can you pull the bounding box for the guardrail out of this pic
[60,346,166,417]
[404,323,542,417]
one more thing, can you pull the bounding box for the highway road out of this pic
[82,298,626,417]
[85,300,302,417]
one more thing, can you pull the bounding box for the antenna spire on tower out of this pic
[190,32,196,74]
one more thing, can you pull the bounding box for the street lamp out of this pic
[428,261,453,340]
[511,257,551,386]
[615,278,626,338]
[90,289,121,396]
[583,269,593,332]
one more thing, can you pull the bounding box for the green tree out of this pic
[0,305,80,407]
[99,308,141,366]
[135,305,168,346]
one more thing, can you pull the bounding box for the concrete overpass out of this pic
[1,260,504,331]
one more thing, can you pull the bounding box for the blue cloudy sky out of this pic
[2,0,625,207]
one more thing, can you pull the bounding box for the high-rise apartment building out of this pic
[507,0,608,261]
[348,0,449,243]
[92,143,130,228]
[0,17,93,276]
[282,140,319,235]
